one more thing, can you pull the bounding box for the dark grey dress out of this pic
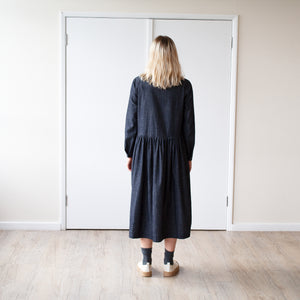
[124,75,195,242]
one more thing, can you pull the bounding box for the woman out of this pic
[124,35,195,277]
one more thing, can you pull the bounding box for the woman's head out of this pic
[140,35,184,89]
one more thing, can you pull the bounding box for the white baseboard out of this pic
[0,222,61,230]
[231,223,300,231]
[1,222,300,231]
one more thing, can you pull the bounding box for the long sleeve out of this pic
[124,78,138,158]
[182,80,195,161]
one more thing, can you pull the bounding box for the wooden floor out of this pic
[0,230,299,300]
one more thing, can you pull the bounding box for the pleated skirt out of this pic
[129,135,192,242]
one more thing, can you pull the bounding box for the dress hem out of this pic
[129,232,191,243]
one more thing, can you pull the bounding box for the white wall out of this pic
[0,0,299,229]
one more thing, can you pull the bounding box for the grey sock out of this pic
[141,247,152,265]
[164,248,174,265]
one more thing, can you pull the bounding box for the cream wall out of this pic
[0,0,299,228]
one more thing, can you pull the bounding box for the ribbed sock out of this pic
[164,248,174,265]
[141,247,152,265]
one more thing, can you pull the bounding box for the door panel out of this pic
[66,17,148,228]
[153,20,232,229]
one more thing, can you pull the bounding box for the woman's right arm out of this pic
[124,78,138,159]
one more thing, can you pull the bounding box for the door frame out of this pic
[60,11,239,231]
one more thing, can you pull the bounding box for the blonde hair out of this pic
[139,35,185,89]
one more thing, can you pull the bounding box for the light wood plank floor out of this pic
[0,230,299,300]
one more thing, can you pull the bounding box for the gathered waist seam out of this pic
[137,135,182,140]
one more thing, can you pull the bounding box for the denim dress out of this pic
[124,75,195,242]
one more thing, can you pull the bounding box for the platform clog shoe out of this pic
[137,261,152,277]
[163,259,179,277]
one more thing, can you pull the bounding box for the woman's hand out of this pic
[127,157,132,171]
[188,160,192,172]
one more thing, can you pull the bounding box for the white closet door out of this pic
[66,17,232,230]
[66,17,148,228]
[153,20,232,229]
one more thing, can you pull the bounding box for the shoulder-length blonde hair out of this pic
[139,35,185,90]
